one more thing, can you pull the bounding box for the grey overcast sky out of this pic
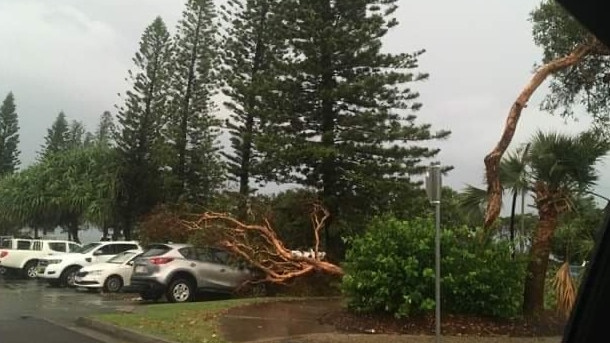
[1,0,609,205]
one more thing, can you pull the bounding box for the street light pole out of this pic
[426,163,442,343]
[434,196,441,343]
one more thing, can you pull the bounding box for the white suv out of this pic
[0,239,81,278]
[37,241,141,287]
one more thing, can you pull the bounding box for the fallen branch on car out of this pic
[183,203,344,284]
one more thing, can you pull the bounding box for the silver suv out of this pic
[129,243,260,303]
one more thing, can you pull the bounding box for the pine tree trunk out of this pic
[523,205,558,317]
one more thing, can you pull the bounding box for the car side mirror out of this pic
[93,250,103,256]
[127,261,134,266]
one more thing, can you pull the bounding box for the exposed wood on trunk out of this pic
[183,203,344,285]
[483,43,596,228]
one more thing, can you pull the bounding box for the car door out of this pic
[192,247,231,290]
[211,248,251,289]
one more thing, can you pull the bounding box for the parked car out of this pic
[0,239,81,278]
[74,249,143,293]
[1,238,34,277]
[129,243,261,303]
[37,241,141,287]
[0,236,16,276]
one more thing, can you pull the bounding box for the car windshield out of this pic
[75,243,102,254]
[107,251,137,264]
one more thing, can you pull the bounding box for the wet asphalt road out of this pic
[0,274,135,343]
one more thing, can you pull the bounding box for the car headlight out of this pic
[47,259,62,264]
[89,270,102,276]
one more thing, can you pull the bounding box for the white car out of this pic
[0,239,81,278]
[74,249,142,292]
[37,241,141,287]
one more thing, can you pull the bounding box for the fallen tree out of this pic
[183,203,344,284]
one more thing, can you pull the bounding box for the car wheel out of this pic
[23,261,38,279]
[60,266,80,287]
[166,278,194,303]
[139,291,162,301]
[103,275,123,293]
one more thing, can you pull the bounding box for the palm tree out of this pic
[522,130,609,317]
[460,130,609,317]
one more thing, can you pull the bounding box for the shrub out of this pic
[342,216,525,318]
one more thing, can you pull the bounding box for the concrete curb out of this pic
[76,317,178,343]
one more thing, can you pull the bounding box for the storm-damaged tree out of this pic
[219,0,282,209]
[257,0,450,258]
[0,92,20,175]
[115,16,173,239]
[166,0,224,206]
[483,0,609,228]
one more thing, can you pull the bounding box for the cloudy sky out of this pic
[1,0,608,206]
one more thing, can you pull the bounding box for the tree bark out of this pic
[484,43,595,228]
[523,188,559,317]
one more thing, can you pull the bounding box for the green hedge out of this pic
[342,216,525,318]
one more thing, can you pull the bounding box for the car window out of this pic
[48,242,66,252]
[16,240,31,250]
[179,247,197,260]
[116,244,138,253]
[212,249,230,264]
[96,244,117,255]
[195,247,222,263]
[142,245,171,257]
[78,242,102,254]
[68,243,80,252]
[107,251,138,264]
[33,241,42,251]
[0,240,11,249]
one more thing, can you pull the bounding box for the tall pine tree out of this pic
[40,111,69,159]
[220,0,282,200]
[167,0,223,205]
[96,111,115,145]
[260,0,450,256]
[0,92,20,175]
[115,16,173,238]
